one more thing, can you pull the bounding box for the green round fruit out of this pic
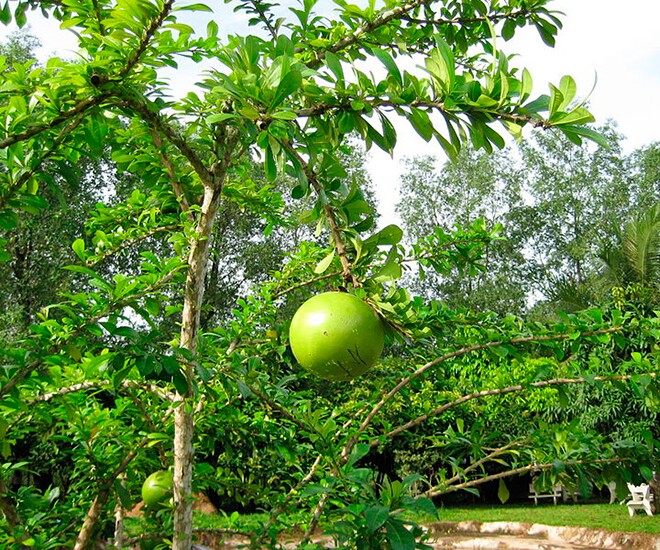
[141,470,173,509]
[289,292,385,381]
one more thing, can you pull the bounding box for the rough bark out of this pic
[73,490,110,550]
[172,132,238,550]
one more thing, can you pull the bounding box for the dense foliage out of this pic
[0,1,658,549]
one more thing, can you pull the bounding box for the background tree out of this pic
[397,147,529,314]
[598,203,660,311]
[397,123,655,315]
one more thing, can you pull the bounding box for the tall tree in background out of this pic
[397,148,529,314]
[0,31,105,337]
[513,123,630,305]
[397,123,650,315]
[598,203,660,310]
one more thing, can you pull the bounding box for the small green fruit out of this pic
[289,292,385,381]
[141,470,173,509]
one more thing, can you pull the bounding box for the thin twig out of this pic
[379,370,656,443]
[342,326,624,463]
[424,457,628,498]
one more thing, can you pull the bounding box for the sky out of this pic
[366,0,660,221]
[4,0,660,222]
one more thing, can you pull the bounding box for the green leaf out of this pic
[523,94,550,114]
[558,75,577,110]
[270,110,298,121]
[174,2,213,11]
[373,247,402,283]
[206,112,237,124]
[314,250,335,274]
[552,459,566,473]
[497,478,510,503]
[324,51,344,83]
[14,3,27,27]
[425,39,455,93]
[113,479,133,509]
[0,1,11,25]
[372,47,402,85]
[520,68,533,101]
[641,465,654,482]
[364,224,403,247]
[385,518,416,550]
[408,107,434,142]
[264,145,277,181]
[270,67,302,109]
[345,442,371,468]
[501,17,516,40]
[408,496,437,519]
[552,107,594,126]
[72,238,86,261]
[548,84,563,116]
[365,504,390,533]
[559,125,610,147]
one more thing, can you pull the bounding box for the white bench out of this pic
[626,483,654,516]
[528,484,562,505]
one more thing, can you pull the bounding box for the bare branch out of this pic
[30,380,175,403]
[341,326,623,463]
[380,371,656,443]
[424,457,628,499]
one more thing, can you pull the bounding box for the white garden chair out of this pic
[626,483,654,516]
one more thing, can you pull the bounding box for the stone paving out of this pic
[191,521,660,549]
[426,521,660,550]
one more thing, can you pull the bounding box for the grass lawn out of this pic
[437,503,660,535]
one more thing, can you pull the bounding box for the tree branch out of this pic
[305,0,431,68]
[424,457,628,499]
[282,141,358,287]
[30,380,176,403]
[0,94,111,151]
[73,407,174,550]
[380,371,656,443]
[149,128,192,217]
[401,7,538,28]
[0,476,22,540]
[118,0,175,80]
[117,94,216,188]
[0,112,87,210]
[0,269,179,399]
[341,326,623,463]
[441,440,528,488]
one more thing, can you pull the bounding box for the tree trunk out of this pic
[73,490,109,550]
[172,194,217,549]
[172,402,195,548]
[172,139,236,549]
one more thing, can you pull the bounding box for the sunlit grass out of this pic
[129,503,660,541]
[436,503,660,534]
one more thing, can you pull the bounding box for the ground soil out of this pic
[189,521,660,549]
